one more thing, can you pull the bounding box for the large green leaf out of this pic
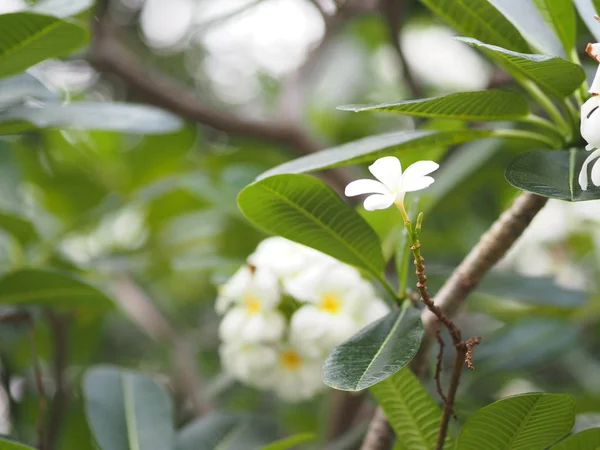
[339,90,529,121]
[458,37,586,97]
[505,149,600,201]
[238,174,386,278]
[370,367,450,450]
[456,393,575,450]
[551,428,600,449]
[420,0,529,52]
[259,129,493,179]
[0,269,113,310]
[574,0,600,43]
[0,438,35,450]
[260,433,315,450]
[322,304,423,391]
[0,102,183,134]
[176,413,279,450]
[0,12,89,79]
[83,366,175,450]
[532,0,576,55]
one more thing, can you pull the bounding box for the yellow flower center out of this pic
[319,292,341,314]
[243,293,261,314]
[280,349,302,370]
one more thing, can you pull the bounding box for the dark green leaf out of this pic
[176,412,279,450]
[551,428,600,449]
[238,174,386,278]
[0,102,183,134]
[83,366,175,450]
[456,393,575,450]
[420,0,529,52]
[0,269,113,310]
[322,304,423,391]
[30,0,94,18]
[0,211,39,246]
[370,367,450,450]
[0,12,89,79]
[458,37,586,97]
[532,0,576,54]
[259,129,494,179]
[0,438,35,450]
[339,90,529,121]
[505,149,600,201]
[260,433,315,450]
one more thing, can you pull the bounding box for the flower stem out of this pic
[492,129,560,149]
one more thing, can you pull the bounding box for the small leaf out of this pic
[532,0,576,55]
[339,90,529,121]
[83,366,175,450]
[30,0,95,18]
[551,428,600,449]
[0,438,36,449]
[0,269,113,310]
[176,412,280,450]
[458,37,586,97]
[505,149,600,201]
[420,0,530,52]
[0,12,89,79]
[456,393,575,450]
[322,304,424,391]
[260,433,315,450]
[0,102,184,134]
[370,367,450,450]
[259,129,493,179]
[238,174,386,278]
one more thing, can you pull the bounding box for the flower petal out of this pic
[592,157,600,187]
[403,175,435,192]
[581,96,600,149]
[363,193,396,211]
[401,160,439,189]
[368,156,402,190]
[344,179,388,197]
[578,148,600,191]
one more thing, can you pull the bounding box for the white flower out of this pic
[272,344,325,402]
[579,96,600,191]
[220,342,278,389]
[219,307,285,343]
[345,156,439,211]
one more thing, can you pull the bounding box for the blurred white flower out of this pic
[345,156,438,211]
[579,95,600,191]
[219,307,285,343]
[272,344,325,402]
[220,342,278,389]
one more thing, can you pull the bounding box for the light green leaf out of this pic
[532,0,576,55]
[551,428,600,449]
[238,174,386,278]
[0,211,39,246]
[0,73,57,108]
[30,0,94,18]
[259,129,494,179]
[420,0,529,52]
[574,0,600,43]
[0,438,35,450]
[505,149,600,201]
[0,269,114,310]
[260,433,315,450]
[322,304,423,391]
[458,37,586,97]
[370,367,451,450]
[456,393,575,450]
[0,12,89,79]
[339,90,529,121]
[0,102,184,134]
[176,413,279,450]
[83,366,175,450]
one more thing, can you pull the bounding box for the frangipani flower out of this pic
[345,156,439,211]
[579,43,600,191]
[272,343,324,402]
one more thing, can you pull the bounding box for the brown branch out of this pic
[327,391,366,441]
[360,407,394,450]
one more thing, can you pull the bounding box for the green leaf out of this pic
[0,73,57,108]
[238,174,386,278]
[532,0,576,55]
[83,366,175,450]
[419,0,529,52]
[339,90,529,121]
[30,0,95,18]
[259,129,493,179]
[0,211,39,246]
[322,304,424,391]
[0,438,35,450]
[456,393,575,450]
[505,149,600,201]
[260,433,315,450]
[458,37,586,97]
[0,12,89,79]
[574,0,600,42]
[0,102,184,134]
[370,367,450,450]
[176,413,279,450]
[551,428,600,449]
[0,269,114,310]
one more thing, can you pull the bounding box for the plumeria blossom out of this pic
[345,156,439,211]
[272,343,325,402]
[219,342,278,389]
[579,43,600,191]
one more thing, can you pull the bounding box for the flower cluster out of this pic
[216,237,389,402]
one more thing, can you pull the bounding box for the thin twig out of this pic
[435,345,466,450]
[434,324,448,407]
[28,319,46,450]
